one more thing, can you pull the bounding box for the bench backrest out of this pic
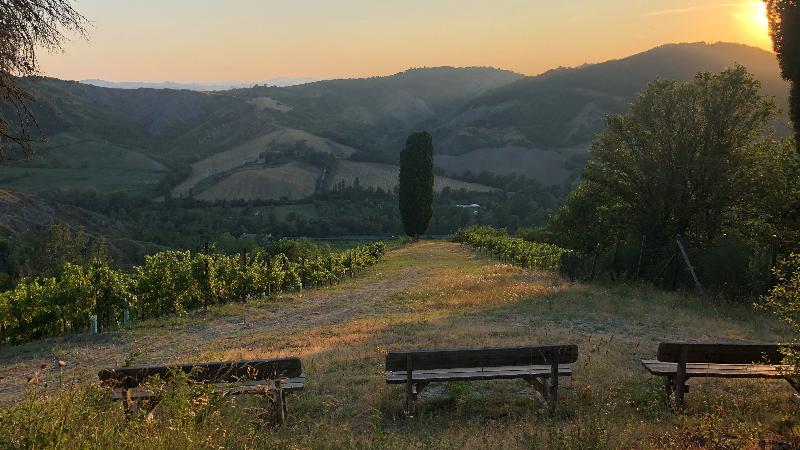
[98,358,302,389]
[657,342,797,365]
[385,344,578,372]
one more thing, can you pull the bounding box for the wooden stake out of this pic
[676,235,704,295]
[635,235,646,281]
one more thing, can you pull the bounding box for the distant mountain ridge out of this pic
[80,77,321,91]
[0,43,789,202]
[436,42,787,153]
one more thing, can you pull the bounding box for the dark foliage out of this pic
[0,0,87,159]
[399,132,434,238]
[547,67,793,297]
[767,0,800,151]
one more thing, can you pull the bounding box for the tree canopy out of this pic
[766,0,800,152]
[551,66,777,254]
[0,0,87,160]
[399,132,434,239]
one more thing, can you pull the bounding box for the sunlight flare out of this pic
[749,1,769,32]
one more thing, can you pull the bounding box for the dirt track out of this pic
[0,243,444,405]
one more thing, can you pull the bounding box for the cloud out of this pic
[644,2,760,17]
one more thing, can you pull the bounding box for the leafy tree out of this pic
[553,66,776,254]
[0,0,87,160]
[28,224,88,276]
[399,132,434,239]
[766,0,800,152]
[731,138,800,253]
[762,253,800,377]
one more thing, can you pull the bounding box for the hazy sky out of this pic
[38,0,774,82]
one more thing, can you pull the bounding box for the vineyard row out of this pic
[0,242,386,347]
[452,226,567,271]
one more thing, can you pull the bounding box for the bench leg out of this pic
[544,378,558,415]
[547,358,559,415]
[525,377,554,412]
[276,389,286,424]
[663,376,674,407]
[674,377,690,410]
[663,375,691,411]
[405,381,415,416]
[122,389,137,418]
[786,378,800,395]
[120,389,159,419]
[674,349,688,411]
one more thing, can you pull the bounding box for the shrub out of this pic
[762,253,800,375]
[453,225,567,271]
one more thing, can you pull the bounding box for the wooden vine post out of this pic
[203,242,210,310]
[675,235,704,295]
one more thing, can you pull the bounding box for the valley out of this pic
[0,42,788,204]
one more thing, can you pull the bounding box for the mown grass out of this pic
[0,241,798,449]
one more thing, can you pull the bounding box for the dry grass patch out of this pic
[1,241,799,448]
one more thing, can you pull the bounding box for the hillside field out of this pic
[1,43,789,201]
[0,242,796,448]
[329,161,497,193]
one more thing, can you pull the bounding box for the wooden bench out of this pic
[641,342,800,409]
[385,344,578,414]
[98,358,304,422]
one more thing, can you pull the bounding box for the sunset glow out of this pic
[37,0,777,83]
[753,2,770,31]
[738,1,771,45]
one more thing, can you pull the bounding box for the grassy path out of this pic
[0,241,797,448]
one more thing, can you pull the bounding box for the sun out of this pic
[735,2,771,48]
[750,2,769,32]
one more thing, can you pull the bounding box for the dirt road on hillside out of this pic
[0,243,451,406]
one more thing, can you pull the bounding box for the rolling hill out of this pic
[430,42,790,181]
[0,189,163,264]
[0,42,789,201]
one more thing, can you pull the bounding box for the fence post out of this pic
[203,242,210,309]
[267,257,272,295]
[348,252,354,277]
[589,243,601,282]
[676,235,704,295]
[610,233,622,280]
[635,235,646,281]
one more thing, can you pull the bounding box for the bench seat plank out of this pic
[99,358,302,389]
[641,360,789,379]
[386,345,578,372]
[386,365,572,384]
[111,376,306,401]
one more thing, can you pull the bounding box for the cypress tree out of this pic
[766,0,800,152]
[399,132,434,240]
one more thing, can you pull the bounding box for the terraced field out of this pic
[330,161,496,193]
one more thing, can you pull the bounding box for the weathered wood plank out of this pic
[386,365,572,384]
[99,358,302,389]
[111,377,306,400]
[385,344,578,371]
[641,360,788,378]
[657,342,799,365]
[216,378,306,395]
